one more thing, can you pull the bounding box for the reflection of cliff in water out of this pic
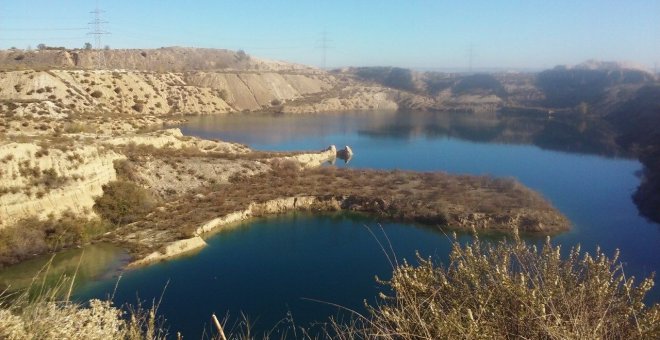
[358,111,628,158]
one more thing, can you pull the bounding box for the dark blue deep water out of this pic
[75,111,659,337]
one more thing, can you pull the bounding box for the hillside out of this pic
[0,47,315,72]
[1,52,659,225]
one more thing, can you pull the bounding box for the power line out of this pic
[316,30,333,69]
[88,1,109,69]
[467,45,474,73]
[0,37,87,41]
[3,28,87,31]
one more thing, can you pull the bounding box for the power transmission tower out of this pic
[316,30,333,70]
[88,1,109,69]
[467,45,474,73]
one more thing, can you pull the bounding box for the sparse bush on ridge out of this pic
[94,180,157,226]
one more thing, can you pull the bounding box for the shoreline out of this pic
[127,185,570,268]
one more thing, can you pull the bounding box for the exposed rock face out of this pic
[129,236,207,267]
[185,72,332,111]
[280,85,398,113]
[0,69,385,115]
[0,142,124,227]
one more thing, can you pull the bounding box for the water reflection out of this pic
[356,111,626,157]
[0,243,128,293]
[180,111,628,158]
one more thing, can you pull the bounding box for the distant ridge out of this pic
[557,59,652,74]
[0,46,317,72]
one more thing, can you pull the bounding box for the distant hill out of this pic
[537,61,655,108]
[0,47,315,72]
[606,85,660,223]
[345,67,507,98]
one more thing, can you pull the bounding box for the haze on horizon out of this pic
[0,0,658,71]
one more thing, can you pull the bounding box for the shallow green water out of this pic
[0,243,128,294]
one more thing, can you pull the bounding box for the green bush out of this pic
[94,181,156,226]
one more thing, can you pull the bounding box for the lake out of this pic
[72,110,658,337]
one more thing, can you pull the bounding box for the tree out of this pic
[84,42,93,50]
[104,45,110,50]
[37,43,46,50]
[236,49,248,61]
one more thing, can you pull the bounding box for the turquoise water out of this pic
[77,111,659,337]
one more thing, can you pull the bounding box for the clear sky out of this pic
[0,0,658,71]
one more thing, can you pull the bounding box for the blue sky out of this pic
[0,1,658,70]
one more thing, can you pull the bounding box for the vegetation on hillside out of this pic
[124,163,567,250]
[93,180,156,226]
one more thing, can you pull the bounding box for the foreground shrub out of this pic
[94,180,156,226]
[343,234,660,339]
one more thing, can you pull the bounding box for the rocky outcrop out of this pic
[104,128,249,154]
[0,142,124,227]
[128,236,207,268]
[336,146,353,163]
[283,146,338,169]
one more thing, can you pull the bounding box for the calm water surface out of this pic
[76,111,658,337]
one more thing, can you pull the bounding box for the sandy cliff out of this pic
[0,142,124,227]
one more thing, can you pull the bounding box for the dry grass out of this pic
[0,263,166,339]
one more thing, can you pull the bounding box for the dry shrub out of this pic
[94,180,157,226]
[0,213,111,268]
[114,159,138,181]
[340,235,660,339]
